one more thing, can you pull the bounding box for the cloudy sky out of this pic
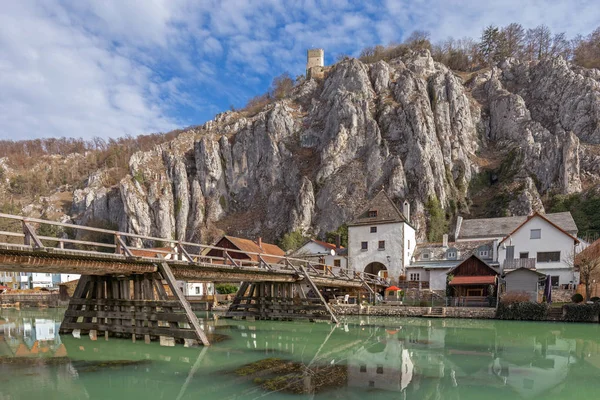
[1,0,598,141]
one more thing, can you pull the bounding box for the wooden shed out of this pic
[503,267,545,302]
[447,255,498,297]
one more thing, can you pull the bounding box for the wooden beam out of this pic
[157,261,210,346]
[22,222,44,249]
[299,266,339,324]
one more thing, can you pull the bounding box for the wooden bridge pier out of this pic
[226,268,339,323]
[59,262,210,346]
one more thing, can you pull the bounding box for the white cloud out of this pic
[0,0,598,141]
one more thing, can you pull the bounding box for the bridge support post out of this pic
[225,280,337,322]
[59,269,210,346]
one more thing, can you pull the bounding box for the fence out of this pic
[0,212,387,287]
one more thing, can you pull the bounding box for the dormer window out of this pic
[422,252,430,260]
[368,210,378,218]
[446,248,457,260]
[478,246,490,258]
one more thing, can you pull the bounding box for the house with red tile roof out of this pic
[293,239,347,270]
[206,235,286,265]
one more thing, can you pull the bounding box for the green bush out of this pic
[571,293,584,303]
[563,303,600,322]
[215,284,239,294]
[496,302,548,321]
[591,297,600,302]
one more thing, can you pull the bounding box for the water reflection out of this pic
[1,309,600,399]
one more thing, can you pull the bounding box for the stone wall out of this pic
[331,304,496,319]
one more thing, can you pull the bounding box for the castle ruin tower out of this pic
[306,48,324,78]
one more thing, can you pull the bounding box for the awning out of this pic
[385,285,401,291]
[448,276,496,286]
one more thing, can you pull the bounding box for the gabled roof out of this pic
[222,235,285,264]
[349,190,409,226]
[129,247,173,258]
[503,267,546,277]
[311,239,344,251]
[458,211,578,239]
[498,212,580,245]
[447,254,498,276]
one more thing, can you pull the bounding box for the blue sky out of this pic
[1,0,599,141]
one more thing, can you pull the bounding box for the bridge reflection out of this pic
[1,310,600,399]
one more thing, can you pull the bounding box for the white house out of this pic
[455,211,580,287]
[348,191,416,282]
[293,239,347,270]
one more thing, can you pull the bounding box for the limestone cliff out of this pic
[70,50,600,242]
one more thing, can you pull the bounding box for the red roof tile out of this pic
[312,239,344,251]
[449,276,496,286]
[224,236,285,264]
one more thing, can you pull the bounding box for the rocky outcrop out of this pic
[73,50,600,242]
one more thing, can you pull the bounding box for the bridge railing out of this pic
[0,213,388,286]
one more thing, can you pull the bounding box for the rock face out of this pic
[72,50,600,242]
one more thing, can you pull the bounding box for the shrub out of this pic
[215,284,239,294]
[563,303,600,322]
[571,293,584,303]
[496,302,548,321]
[501,292,531,304]
[591,297,600,303]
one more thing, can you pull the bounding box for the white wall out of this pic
[31,273,53,288]
[403,224,417,268]
[498,216,578,285]
[429,270,449,291]
[349,222,404,280]
[295,241,348,270]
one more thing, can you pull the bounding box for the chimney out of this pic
[336,234,341,250]
[257,237,262,249]
[403,200,410,222]
[442,234,448,248]
[454,216,463,240]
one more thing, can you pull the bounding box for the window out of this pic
[530,229,541,239]
[369,381,375,388]
[368,210,378,218]
[446,248,457,260]
[519,252,529,259]
[370,226,377,233]
[378,240,385,250]
[537,251,560,263]
[551,276,559,287]
[334,259,341,268]
[422,252,430,259]
[408,240,411,249]
[361,241,368,250]
[360,365,367,373]
[479,250,489,257]
[410,273,420,281]
[376,365,384,374]
[195,286,200,295]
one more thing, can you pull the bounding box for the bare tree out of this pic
[501,23,525,58]
[525,25,553,60]
[575,240,600,301]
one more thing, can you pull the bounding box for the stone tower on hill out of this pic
[306,48,325,78]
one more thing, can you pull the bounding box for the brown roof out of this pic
[449,276,496,286]
[223,236,285,264]
[349,190,408,226]
[498,212,580,245]
[312,239,344,250]
[129,247,174,258]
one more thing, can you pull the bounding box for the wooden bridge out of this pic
[0,213,385,346]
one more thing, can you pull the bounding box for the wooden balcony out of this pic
[503,258,536,270]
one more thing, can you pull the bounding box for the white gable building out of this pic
[348,191,416,282]
[456,212,580,287]
[293,239,348,270]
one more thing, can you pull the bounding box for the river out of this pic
[1,308,599,399]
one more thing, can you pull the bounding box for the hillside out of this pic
[2,48,600,245]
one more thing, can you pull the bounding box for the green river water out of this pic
[1,308,600,399]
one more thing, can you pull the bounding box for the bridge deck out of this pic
[0,245,364,288]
